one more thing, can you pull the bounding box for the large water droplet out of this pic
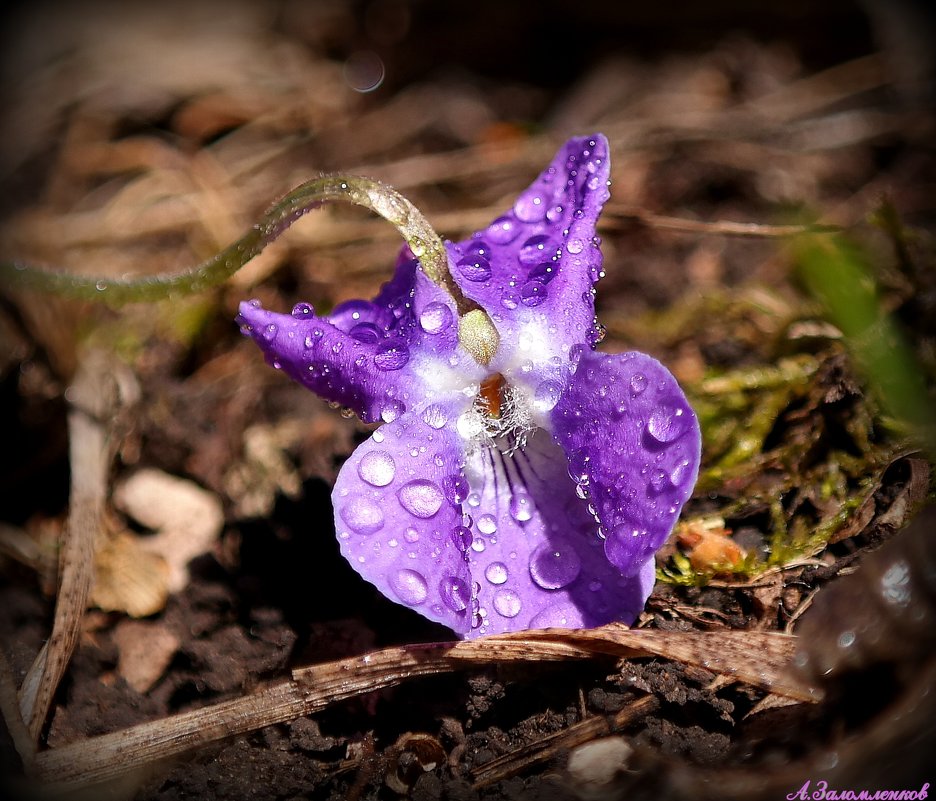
[604,520,650,576]
[529,603,576,629]
[509,492,534,522]
[529,542,582,589]
[358,451,395,487]
[419,302,453,334]
[349,322,382,343]
[421,404,448,429]
[528,262,556,284]
[485,562,508,585]
[630,373,647,395]
[456,411,484,440]
[442,474,470,505]
[513,189,547,222]
[374,341,410,371]
[520,280,548,307]
[493,589,522,617]
[670,458,692,487]
[340,499,384,535]
[456,255,492,282]
[487,214,521,244]
[291,302,315,318]
[452,525,473,551]
[440,575,471,612]
[533,380,562,412]
[477,514,497,535]
[381,401,404,423]
[398,480,444,519]
[390,569,428,605]
[519,235,554,266]
[566,238,584,254]
[647,401,689,443]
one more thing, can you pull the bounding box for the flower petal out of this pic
[448,134,611,375]
[237,262,485,423]
[332,402,475,634]
[461,430,656,637]
[550,350,701,577]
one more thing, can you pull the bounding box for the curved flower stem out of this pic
[0,174,500,363]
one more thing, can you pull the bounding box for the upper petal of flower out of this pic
[447,134,611,377]
[550,350,702,578]
[237,259,486,424]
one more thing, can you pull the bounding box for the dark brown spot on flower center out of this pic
[479,373,506,419]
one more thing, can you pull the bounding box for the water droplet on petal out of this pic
[513,189,547,222]
[456,411,484,439]
[340,499,384,535]
[442,474,470,504]
[440,575,471,612]
[647,401,689,443]
[630,373,647,395]
[529,542,582,589]
[381,401,404,423]
[374,340,410,371]
[487,214,520,244]
[501,289,520,310]
[519,235,554,266]
[477,514,497,535]
[456,255,492,282]
[349,322,382,343]
[291,302,315,318]
[520,280,548,306]
[421,404,448,429]
[648,468,668,493]
[471,537,486,552]
[358,451,396,487]
[604,520,650,575]
[398,479,444,519]
[508,492,534,522]
[533,380,562,412]
[528,262,556,284]
[529,603,576,628]
[567,238,584,254]
[261,324,277,341]
[404,527,419,543]
[451,525,473,551]
[485,562,508,585]
[390,569,428,605]
[493,589,522,617]
[419,302,453,334]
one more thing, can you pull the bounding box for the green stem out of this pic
[0,174,500,364]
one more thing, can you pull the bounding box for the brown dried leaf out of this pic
[90,529,169,619]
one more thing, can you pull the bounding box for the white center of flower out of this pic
[456,373,535,456]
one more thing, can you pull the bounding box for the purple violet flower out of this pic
[237,134,701,638]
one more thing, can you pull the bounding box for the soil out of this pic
[1,2,935,800]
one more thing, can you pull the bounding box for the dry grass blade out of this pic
[470,694,659,788]
[31,626,817,792]
[16,353,139,741]
[602,205,841,238]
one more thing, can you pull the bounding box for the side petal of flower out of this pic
[332,403,475,634]
[550,350,701,578]
[460,429,659,638]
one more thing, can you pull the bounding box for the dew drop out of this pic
[440,575,471,612]
[520,280,548,307]
[467,492,481,508]
[398,480,444,519]
[529,542,582,589]
[533,380,562,412]
[339,499,384,535]
[262,323,277,342]
[419,302,453,334]
[501,289,520,310]
[456,411,484,440]
[477,514,497,535]
[390,569,428,605]
[487,214,520,244]
[471,537,486,553]
[508,492,534,522]
[513,189,547,222]
[493,589,522,618]
[357,451,396,487]
[529,603,576,628]
[670,458,692,487]
[291,302,315,318]
[485,562,508,585]
[374,341,410,371]
[421,404,448,429]
[567,238,584,254]
[452,525,473,551]
[381,401,403,423]
[456,255,492,282]
[604,520,650,575]
[349,322,382,343]
[372,429,385,443]
[528,262,556,284]
[648,468,668,493]
[442,474,470,504]
[404,527,419,543]
[519,235,554,266]
[630,373,648,395]
[647,402,688,443]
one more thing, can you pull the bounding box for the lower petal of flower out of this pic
[332,403,474,634]
[461,429,656,638]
